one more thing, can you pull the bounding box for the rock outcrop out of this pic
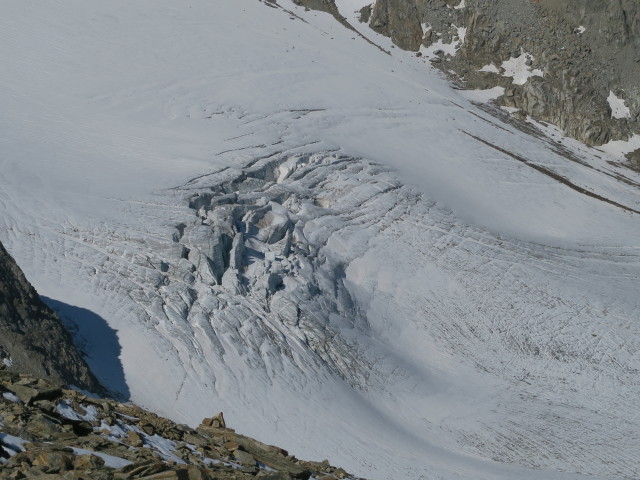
[0,371,362,480]
[0,242,101,393]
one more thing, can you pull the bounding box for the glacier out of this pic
[1,1,640,479]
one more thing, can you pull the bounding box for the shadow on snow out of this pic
[41,296,130,400]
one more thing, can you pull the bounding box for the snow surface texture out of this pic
[2,1,640,479]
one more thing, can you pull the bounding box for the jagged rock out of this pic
[0,242,102,392]
[369,0,423,51]
[200,412,225,429]
[31,449,75,473]
[136,471,189,480]
[73,454,105,470]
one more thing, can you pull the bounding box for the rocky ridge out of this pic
[0,369,361,480]
[0,242,101,393]
[299,0,640,166]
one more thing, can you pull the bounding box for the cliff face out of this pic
[306,0,640,163]
[0,242,101,392]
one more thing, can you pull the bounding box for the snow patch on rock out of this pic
[599,133,640,157]
[501,52,543,85]
[458,86,505,103]
[70,448,133,469]
[607,91,631,119]
[478,63,500,74]
[420,26,466,58]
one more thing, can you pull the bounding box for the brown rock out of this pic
[124,431,144,447]
[73,454,105,470]
[137,469,190,480]
[32,450,74,473]
[140,423,155,436]
[200,412,225,429]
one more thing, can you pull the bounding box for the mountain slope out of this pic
[351,0,640,151]
[1,1,639,479]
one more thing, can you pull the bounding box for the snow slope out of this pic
[1,1,640,479]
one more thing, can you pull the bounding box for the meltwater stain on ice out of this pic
[41,297,130,400]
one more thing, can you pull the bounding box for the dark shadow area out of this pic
[41,297,130,400]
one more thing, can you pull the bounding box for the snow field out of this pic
[1,1,640,479]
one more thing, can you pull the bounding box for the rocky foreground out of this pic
[0,369,361,480]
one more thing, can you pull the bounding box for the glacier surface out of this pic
[1,1,640,479]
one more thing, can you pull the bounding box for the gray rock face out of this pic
[0,241,101,392]
[369,0,423,50]
[315,0,640,161]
